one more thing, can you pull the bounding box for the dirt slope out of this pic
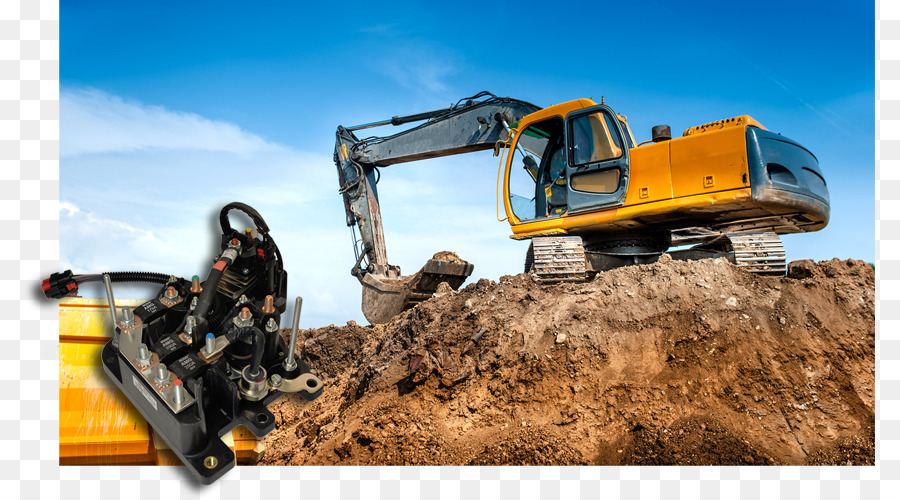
[260,258,875,466]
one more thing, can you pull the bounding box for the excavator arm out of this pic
[334,92,541,324]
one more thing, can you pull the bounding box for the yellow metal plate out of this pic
[58,297,260,465]
[625,140,673,205]
[670,125,749,198]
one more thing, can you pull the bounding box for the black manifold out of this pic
[48,202,322,483]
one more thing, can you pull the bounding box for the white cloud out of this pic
[60,200,196,275]
[373,44,459,94]
[61,88,286,157]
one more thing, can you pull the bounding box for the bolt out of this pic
[185,315,196,335]
[172,379,184,405]
[271,374,282,387]
[230,238,240,247]
[265,317,279,333]
[190,296,198,310]
[120,306,136,328]
[136,343,151,367]
[245,228,253,237]
[234,306,253,328]
[103,274,117,328]
[164,286,178,299]
[190,275,202,293]
[239,294,249,304]
[205,333,216,355]
[284,296,302,372]
[155,364,169,385]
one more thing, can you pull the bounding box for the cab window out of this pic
[507,123,551,221]
[507,117,568,220]
[571,111,624,166]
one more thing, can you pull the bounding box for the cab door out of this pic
[565,105,630,213]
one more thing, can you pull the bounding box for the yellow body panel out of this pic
[670,125,750,198]
[500,98,759,237]
[59,298,260,465]
[623,141,673,205]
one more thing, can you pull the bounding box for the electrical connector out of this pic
[41,270,78,299]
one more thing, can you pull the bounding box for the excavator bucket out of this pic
[360,252,474,324]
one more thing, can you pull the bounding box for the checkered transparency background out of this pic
[0,1,894,498]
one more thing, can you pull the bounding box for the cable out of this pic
[74,271,171,285]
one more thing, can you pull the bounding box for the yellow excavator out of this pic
[334,91,829,324]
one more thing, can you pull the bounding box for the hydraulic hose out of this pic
[193,248,238,321]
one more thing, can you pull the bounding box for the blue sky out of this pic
[59,1,875,327]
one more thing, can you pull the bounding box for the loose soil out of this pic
[259,257,875,466]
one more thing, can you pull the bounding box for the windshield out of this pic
[507,118,566,221]
[517,124,552,158]
[507,127,550,221]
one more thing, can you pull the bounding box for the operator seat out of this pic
[545,145,567,216]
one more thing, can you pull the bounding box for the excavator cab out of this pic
[504,101,631,223]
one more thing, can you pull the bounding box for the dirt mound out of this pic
[432,250,466,263]
[296,321,370,379]
[262,258,874,466]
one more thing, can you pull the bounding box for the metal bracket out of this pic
[270,372,323,395]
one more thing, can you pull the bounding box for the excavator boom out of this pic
[334,92,541,324]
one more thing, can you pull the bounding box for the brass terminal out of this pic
[239,307,252,320]
[262,295,276,315]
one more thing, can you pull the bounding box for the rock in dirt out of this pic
[262,258,874,466]
[788,260,817,279]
